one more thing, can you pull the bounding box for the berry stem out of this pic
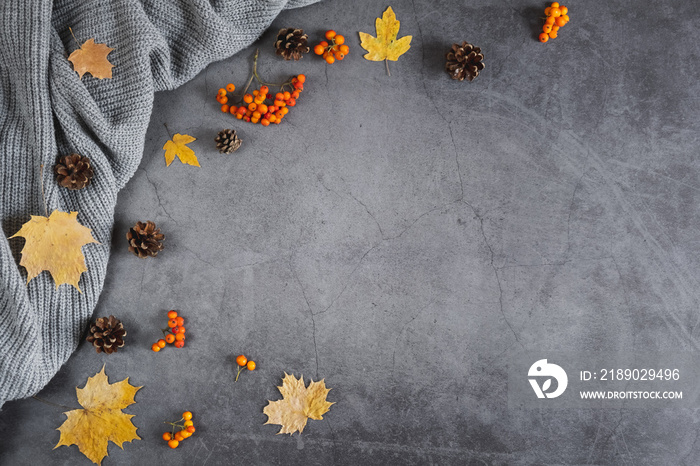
[235,366,246,382]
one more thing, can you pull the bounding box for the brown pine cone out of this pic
[86,315,126,354]
[126,221,164,258]
[445,42,485,82]
[274,28,309,60]
[215,129,242,154]
[54,153,94,190]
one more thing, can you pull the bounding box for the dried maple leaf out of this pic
[55,365,142,465]
[359,6,412,75]
[68,38,115,80]
[163,133,199,167]
[263,372,334,435]
[9,210,99,292]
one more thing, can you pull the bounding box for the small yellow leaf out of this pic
[263,373,334,435]
[68,38,115,80]
[359,6,412,62]
[163,133,199,167]
[9,210,99,291]
[55,365,142,465]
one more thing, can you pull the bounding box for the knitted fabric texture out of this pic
[0,0,314,408]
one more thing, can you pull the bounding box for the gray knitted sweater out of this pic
[0,0,312,408]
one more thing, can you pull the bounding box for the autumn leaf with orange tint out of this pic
[68,38,115,80]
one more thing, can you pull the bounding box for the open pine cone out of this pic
[126,220,164,258]
[215,129,242,154]
[54,153,94,190]
[86,316,126,354]
[274,28,309,60]
[445,42,485,82]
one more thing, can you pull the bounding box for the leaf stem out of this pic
[32,395,75,411]
[385,59,391,77]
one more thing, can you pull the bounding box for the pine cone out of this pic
[445,42,485,82]
[274,28,309,61]
[54,153,94,190]
[86,315,126,354]
[126,221,164,258]
[215,129,242,154]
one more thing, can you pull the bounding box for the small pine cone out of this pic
[215,129,242,154]
[86,315,126,354]
[274,28,310,61]
[54,153,94,190]
[445,42,485,82]
[126,221,164,258]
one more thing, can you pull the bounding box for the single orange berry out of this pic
[178,326,186,333]
[562,14,569,22]
[320,40,328,48]
[221,104,229,113]
[175,316,184,326]
[275,110,285,119]
[286,98,296,107]
[269,115,277,123]
[247,361,256,371]
[182,411,193,420]
[259,85,269,94]
[175,333,185,341]
[162,432,172,441]
[334,35,345,45]
[552,25,560,31]
[217,88,226,96]
[560,6,568,15]
[325,55,335,64]
[151,344,160,352]
[539,32,549,42]
[252,89,259,96]
[168,439,179,449]
[219,96,228,104]
[258,104,268,114]
[181,430,191,439]
[184,420,194,427]
[174,431,184,442]
[235,113,243,120]
[545,16,555,24]
[261,119,270,126]
[186,426,196,434]
[275,92,284,101]
[297,74,306,83]
[252,111,261,119]
[314,44,325,55]
[167,310,178,319]
[291,90,300,99]
[339,44,349,54]
[168,319,177,328]
[226,83,235,92]
[282,91,290,100]
[157,339,166,349]
[550,7,561,17]
[548,31,558,38]
[243,94,253,104]
[174,340,185,348]
[325,30,336,40]
[551,2,559,7]
[236,355,247,366]
[543,24,552,33]
[544,7,552,15]
[281,107,289,115]
[165,334,175,344]
[230,105,238,114]
[248,102,257,111]
[251,117,259,124]
[334,52,344,60]
[237,107,246,115]
[273,99,284,107]
[555,17,566,27]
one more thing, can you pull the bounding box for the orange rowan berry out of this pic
[217,88,226,96]
[246,361,256,371]
[248,102,257,111]
[275,92,284,101]
[184,420,194,427]
[539,32,549,42]
[186,426,196,434]
[259,85,269,95]
[167,310,178,319]
[339,44,349,54]
[560,6,568,15]
[334,35,345,45]
[286,98,296,107]
[176,316,184,326]
[219,96,228,104]
[291,90,300,99]
[230,105,238,114]
[252,89,259,96]
[182,411,193,420]
[551,7,561,17]
[157,339,166,349]
[283,91,291,100]
[544,7,552,15]
[151,344,160,352]
[325,30,336,40]
[320,40,328,48]
[268,115,277,123]
[325,55,335,64]
[162,432,172,441]
[174,431,184,442]
[334,52,345,60]
[236,355,247,366]
[543,24,552,33]
[297,74,306,83]
[555,17,566,27]
[226,83,235,92]
[275,110,285,119]
[251,118,259,124]
[237,107,246,115]
[181,430,191,439]
[174,340,185,348]
[551,2,559,7]
[168,439,179,449]
[273,99,284,107]
[552,25,560,31]
[175,333,185,341]
[165,334,175,344]
[314,44,324,55]
[545,16,555,24]
[243,94,253,104]
[261,119,270,126]
[281,107,289,115]
[221,104,229,113]
[548,31,558,39]
[178,326,186,333]
[258,104,268,114]
[562,14,569,22]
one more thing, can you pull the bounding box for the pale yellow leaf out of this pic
[163,133,199,167]
[54,366,142,465]
[263,373,334,435]
[68,38,115,80]
[9,210,99,291]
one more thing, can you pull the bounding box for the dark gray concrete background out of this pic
[2,0,700,464]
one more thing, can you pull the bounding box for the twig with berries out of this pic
[152,310,187,352]
[215,50,306,126]
[162,411,196,449]
[313,30,349,64]
[235,354,257,382]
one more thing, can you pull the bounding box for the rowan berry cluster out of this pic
[162,411,196,449]
[539,2,570,42]
[313,30,349,64]
[151,310,186,351]
[235,354,257,382]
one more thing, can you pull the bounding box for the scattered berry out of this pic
[236,355,247,366]
[247,361,256,371]
[539,32,549,43]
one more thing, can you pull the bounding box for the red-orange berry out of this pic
[543,24,552,34]
[226,83,235,92]
[314,44,324,55]
[246,360,256,371]
[165,334,175,344]
[168,319,177,328]
[168,439,179,449]
[539,32,549,42]
[217,88,226,97]
[151,344,160,352]
[320,40,328,48]
[339,45,349,54]
[174,340,185,348]
[243,94,253,104]
[555,16,566,27]
[334,34,345,45]
[236,355,247,366]
[157,339,166,349]
[162,432,172,441]
[230,105,238,115]
[221,104,229,113]
[548,30,558,39]
[325,30,336,40]
[175,316,184,326]
[261,119,270,126]
[175,333,185,341]
[286,98,296,107]
[297,74,306,83]
[186,426,196,434]
[167,310,178,319]
[183,411,193,420]
[325,55,335,64]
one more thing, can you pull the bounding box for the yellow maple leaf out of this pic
[359,6,412,74]
[54,366,142,465]
[9,210,99,292]
[68,38,115,80]
[163,133,199,167]
[263,373,334,435]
